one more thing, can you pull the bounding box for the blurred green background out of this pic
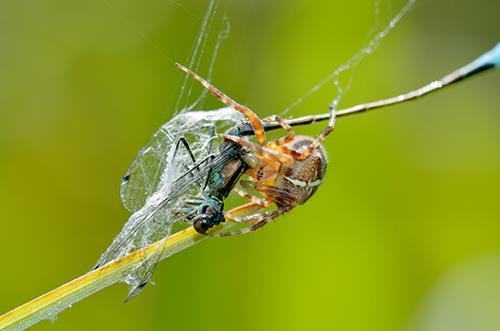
[1,0,499,330]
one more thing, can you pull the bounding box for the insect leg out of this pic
[207,126,216,154]
[174,153,214,184]
[171,136,205,186]
[176,63,267,146]
[200,128,218,190]
[174,137,197,164]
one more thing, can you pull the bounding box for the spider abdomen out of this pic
[274,136,328,207]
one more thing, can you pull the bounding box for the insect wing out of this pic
[96,108,244,297]
[120,107,244,212]
[95,167,206,297]
[95,143,219,267]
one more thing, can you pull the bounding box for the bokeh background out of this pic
[1,0,499,330]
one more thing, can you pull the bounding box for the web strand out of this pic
[281,0,417,116]
[175,0,220,114]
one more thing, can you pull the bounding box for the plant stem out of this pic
[0,226,206,331]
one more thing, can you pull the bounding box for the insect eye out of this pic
[193,216,211,233]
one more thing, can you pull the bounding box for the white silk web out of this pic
[281,0,417,116]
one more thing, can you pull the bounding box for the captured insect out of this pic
[94,43,499,300]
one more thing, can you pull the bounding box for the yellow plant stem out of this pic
[0,226,207,331]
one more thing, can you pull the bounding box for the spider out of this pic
[176,63,333,236]
[176,43,500,236]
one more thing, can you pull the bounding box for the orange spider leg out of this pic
[222,134,294,164]
[262,115,296,148]
[176,63,267,146]
[233,187,272,208]
[213,209,285,237]
[274,145,305,160]
[294,110,337,159]
[224,202,262,223]
[224,186,273,223]
[275,137,331,161]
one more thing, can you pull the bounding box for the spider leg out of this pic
[294,108,337,159]
[224,185,273,223]
[212,209,285,237]
[222,134,294,164]
[263,115,295,148]
[176,63,267,146]
[233,187,272,208]
[256,185,298,208]
[224,202,263,222]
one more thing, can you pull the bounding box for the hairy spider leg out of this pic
[295,108,336,159]
[214,209,286,237]
[224,202,263,222]
[222,134,294,164]
[262,115,296,148]
[176,63,267,146]
[233,187,272,207]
